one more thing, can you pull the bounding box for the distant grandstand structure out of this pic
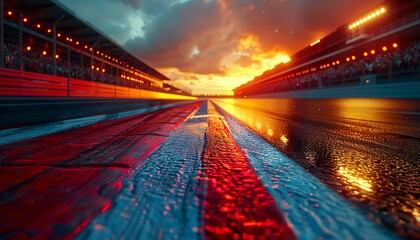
[0,0,193,99]
[234,0,420,98]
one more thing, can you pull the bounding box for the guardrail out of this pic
[0,68,196,100]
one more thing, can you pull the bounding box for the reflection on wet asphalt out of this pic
[202,103,296,239]
[213,98,420,238]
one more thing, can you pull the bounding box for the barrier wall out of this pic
[0,68,196,100]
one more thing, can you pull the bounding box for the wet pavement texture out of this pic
[213,98,420,239]
[78,101,208,239]
[0,101,201,238]
[201,103,296,239]
[0,98,417,239]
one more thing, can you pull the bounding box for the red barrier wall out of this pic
[0,68,196,100]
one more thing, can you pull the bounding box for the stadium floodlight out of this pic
[349,7,386,29]
[310,39,321,47]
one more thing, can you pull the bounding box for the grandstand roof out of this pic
[4,0,169,80]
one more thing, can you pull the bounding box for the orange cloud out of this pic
[161,34,290,95]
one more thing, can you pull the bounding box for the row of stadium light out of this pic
[120,74,145,84]
[349,7,386,29]
[274,43,398,82]
[91,65,106,73]
[6,9,157,83]
[310,39,321,47]
[324,43,397,68]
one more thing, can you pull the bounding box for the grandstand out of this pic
[0,0,195,99]
[234,0,420,98]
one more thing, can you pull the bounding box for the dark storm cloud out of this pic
[124,0,237,74]
[123,0,382,74]
[110,0,172,14]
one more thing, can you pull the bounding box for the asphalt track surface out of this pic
[0,99,416,239]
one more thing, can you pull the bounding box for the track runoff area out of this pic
[0,100,396,239]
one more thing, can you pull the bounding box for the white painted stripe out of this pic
[77,103,207,239]
[189,114,221,119]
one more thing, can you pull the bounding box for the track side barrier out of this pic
[0,68,196,100]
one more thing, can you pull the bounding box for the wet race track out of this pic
[0,98,419,239]
[214,98,420,238]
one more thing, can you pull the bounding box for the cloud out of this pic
[124,0,237,75]
[58,0,383,94]
[124,0,381,73]
[58,0,146,43]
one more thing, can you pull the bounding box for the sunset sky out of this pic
[58,0,383,95]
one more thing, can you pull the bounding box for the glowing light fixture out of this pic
[364,52,368,57]
[37,24,41,28]
[310,39,321,47]
[351,55,356,60]
[280,135,289,144]
[382,46,387,51]
[393,43,398,48]
[371,49,375,55]
[55,54,59,59]
[23,18,28,23]
[42,51,47,55]
[26,46,31,51]
[7,11,12,16]
[349,7,386,29]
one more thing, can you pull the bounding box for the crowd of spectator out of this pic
[2,42,188,95]
[243,41,420,95]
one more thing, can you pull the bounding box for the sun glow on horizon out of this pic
[162,34,290,95]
